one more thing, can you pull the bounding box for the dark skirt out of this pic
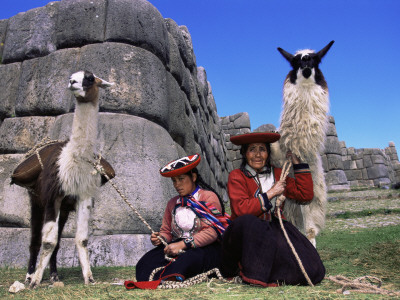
[136,241,222,282]
[221,214,325,286]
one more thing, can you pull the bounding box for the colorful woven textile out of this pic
[176,191,231,238]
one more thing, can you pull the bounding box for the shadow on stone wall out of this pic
[0,0,228,267]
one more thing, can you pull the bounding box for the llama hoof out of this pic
[25,274,33,285]
[29,280,39,289]
[50,272,60,283]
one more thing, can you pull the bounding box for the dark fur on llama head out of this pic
[277,40,334,89]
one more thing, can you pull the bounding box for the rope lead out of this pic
[92,155,182,261]
[276,159,314,287]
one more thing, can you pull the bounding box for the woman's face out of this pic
[171,173,197,197]
[245,143,268,172]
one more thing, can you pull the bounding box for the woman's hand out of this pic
[286,150,300,164]
[267,179,286,199]
[164,241,186,256]
[150,232,162,246]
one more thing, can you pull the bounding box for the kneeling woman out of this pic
[136,154,230,282]
[221,132,325,287]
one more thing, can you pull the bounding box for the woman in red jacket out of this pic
[221,132,325,287]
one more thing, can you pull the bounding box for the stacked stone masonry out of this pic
[222,114,400,192]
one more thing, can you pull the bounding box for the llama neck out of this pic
[68,102,99,156]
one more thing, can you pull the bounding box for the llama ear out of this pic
[317,40,334,59]
[94,75,115,89]
[277,47,294,63]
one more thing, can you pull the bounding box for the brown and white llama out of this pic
[270,41,334,247]
[25,71,114,288]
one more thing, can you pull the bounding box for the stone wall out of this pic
[0,0,229,268]
[221,114,400,191]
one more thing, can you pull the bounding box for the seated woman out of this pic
[221,132,325,287]
[136,154,230,282]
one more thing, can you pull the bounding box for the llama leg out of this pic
[75,196,94,284]
[30,197,62,288]
[302,158,327,248]
[30,219,60,288]
[49,208,71,283]
[26,202,44,284]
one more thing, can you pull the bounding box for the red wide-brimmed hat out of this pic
[230,132,280,145]
[160,154,201,177]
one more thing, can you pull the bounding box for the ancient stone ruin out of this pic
[0,0,399,268]
[222,113,400,191]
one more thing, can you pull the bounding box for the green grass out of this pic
[318,225,400,285]
[329,208,400,219]
[1,225,399,299]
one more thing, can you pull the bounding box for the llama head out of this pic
[68,70,114,102]
[277,41,334,86]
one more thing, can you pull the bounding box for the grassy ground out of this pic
[1,188,399,299]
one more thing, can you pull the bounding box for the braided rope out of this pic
[328,275,400,296]
[155,268,241,289]
[18,137,63,165]
[15,137,64,196]
[275,159,314,287]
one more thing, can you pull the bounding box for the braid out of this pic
[189,169,226,215]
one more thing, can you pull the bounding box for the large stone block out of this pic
[254,124,277,132]
[0,154,30,228]
[2,2,58,63]
[77,43,169,127]
[326,120,337,136]
[325,169,348,185]
[363,155,373,168]
[166,32,185,85]
[321,154,328,172]
[0,63,21,118]
[355,159,364,169]
[373,178,391,187]
[367,165,389,179]
[0,116,56,153]
[181,67,200,110]
[344,169,363,181]
[105,0,169,66]
[56,0,106,48]
[166,72,197,154]
[233,112,251,129]
[371,154,385,164]
[0,228,30,267]
[342,160,351,170]
[15,48,79,116]
[324,136,341,154]
[165,19,195,72]
[197,67,209,101]
[0,19,8,60]
[180,25,197,72]
[0,228,153,268]
[326,154,344,170]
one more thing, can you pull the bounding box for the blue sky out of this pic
[1,0,399,150]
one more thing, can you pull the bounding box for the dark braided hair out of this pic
[239,143,272,176]
[186,168,226,215]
